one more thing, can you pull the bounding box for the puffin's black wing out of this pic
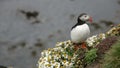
[71,23,79,30]
[71,21,85,30]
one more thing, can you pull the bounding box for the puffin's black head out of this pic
[71,13,93,29]
[78,13,92,24]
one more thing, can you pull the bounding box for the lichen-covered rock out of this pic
[38,40,83,68]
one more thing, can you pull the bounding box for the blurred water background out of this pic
[0,0,120,68]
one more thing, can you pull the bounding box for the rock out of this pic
[38,24,120,68]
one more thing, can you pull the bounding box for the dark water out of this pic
[0,0,120,68]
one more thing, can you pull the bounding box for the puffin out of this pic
[71,13,92,49]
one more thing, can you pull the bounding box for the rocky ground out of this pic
[38,24,120,68]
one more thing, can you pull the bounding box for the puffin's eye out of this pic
[84,16,87,17]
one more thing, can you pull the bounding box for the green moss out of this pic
[102,40,120,68]
[84,48,98,64]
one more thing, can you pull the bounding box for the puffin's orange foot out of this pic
[73,42,87,50]
[72,43,81,50]
[81,42,87,49]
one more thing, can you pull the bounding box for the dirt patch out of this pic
[85,36,119,68]
[96,36,119,55]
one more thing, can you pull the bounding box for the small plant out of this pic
[86,33,106,47]
[38,40,83,68]
[106,24,120,36]
[84,48,98,64]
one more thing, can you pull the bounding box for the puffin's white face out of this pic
[79,15,90,22]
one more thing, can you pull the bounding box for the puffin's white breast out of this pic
[71,24,90,43]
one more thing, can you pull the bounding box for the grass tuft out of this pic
[102,40,120,68]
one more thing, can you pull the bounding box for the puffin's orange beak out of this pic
[89,16,93,23]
